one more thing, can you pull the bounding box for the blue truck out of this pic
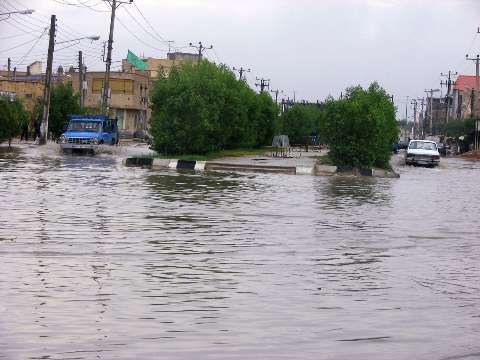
[59,115,119,153]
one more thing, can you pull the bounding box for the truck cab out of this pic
[59,115,119,152]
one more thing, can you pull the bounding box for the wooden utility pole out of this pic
[440,70,457,125]
[78,51,84,107]
[232,66,250,81]
[189,41,213,64]
[255,77,270,93]
[411,99,418,138]
[102,0,133,115]
[7,58,11,79]
[417,98,425,139]
[466,54,480,119]
[270,89,283,104]
[40,14,56,145]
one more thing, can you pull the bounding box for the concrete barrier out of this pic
[314,165,337,176]
[124,157,399,178]
[295,166,314,175]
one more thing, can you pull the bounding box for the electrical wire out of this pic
[15,27,49,66]
[133,2,168,43]
[0,29,40,40]
[122,5,169,46]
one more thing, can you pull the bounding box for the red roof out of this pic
[454,75,477,92]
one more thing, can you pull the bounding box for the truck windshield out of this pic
[68,121,101,132]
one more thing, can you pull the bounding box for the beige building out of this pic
[0,79,43,111]
[68,70,150,133]
[0,53,197,135]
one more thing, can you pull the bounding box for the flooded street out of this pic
[1,144,479,360]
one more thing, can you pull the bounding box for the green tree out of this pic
[0,97,29,148]
[321,82,398,169]
[150,60,278,155]
[280,104,323,144]
[34,83,82,140]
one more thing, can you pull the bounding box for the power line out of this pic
[133,2,168,43]
[122,5,168,46]
[0,28,40,40]
[16,26,49,66]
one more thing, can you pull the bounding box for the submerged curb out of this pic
[123,157,399,178]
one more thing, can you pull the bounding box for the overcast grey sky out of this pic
[1,0,479,117]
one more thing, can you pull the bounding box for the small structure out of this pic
[272,135,289,148]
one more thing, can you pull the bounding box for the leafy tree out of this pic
[0,97,29,147]
[321,82,398,169]
[150,60,278,155]
[34,83,82,140]
[444,117,475,138]
[280,104,323,144]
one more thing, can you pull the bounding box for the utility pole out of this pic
[101,0,133,115]
[7,58,11,79]
[405,96,409,137]
[40,14,56,145]
[466,54,480,119]
[440,70,457,125]
[425,89,440,136]
[189,41,213,64]
[78,51,84,107]
[270,89,283,104]
[167,40,174,54]
[232,66,250,81]
[255,77,270,93]
[417,98,425,139]
[411,99,418,139]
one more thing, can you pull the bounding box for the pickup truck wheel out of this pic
[111,139,115,145]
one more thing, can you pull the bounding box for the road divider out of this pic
[123,157,399,178]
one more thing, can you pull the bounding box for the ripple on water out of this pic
[1,145,480,359]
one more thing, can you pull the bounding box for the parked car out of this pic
[405,140,440,167]
[397,139,409,150]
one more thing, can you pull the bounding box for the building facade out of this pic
[451,75,479,119]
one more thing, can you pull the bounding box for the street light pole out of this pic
[0,9,34,20]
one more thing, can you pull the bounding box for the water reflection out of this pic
[321,176,392,209]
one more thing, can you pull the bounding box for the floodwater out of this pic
[1,143,479,360]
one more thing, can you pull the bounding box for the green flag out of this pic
[127,50,146,71]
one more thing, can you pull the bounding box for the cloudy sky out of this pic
[1,0,479,117]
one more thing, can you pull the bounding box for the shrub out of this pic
[150,61,278,155]
[0,97,29,147]
[321,82,398,169]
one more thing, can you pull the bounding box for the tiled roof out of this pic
[454,75,477,92]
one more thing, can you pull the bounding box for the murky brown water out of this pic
[1,144,480,360]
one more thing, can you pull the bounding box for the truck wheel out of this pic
[111,139,115,145]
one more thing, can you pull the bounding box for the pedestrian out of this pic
[33,118,41,141]
[20,121,29,141]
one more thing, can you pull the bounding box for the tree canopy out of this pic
[321,82,398,169]
[149,61,278,155]
[0,97,29,147]
[34,83,82,140]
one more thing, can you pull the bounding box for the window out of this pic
[92,78,134,94]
